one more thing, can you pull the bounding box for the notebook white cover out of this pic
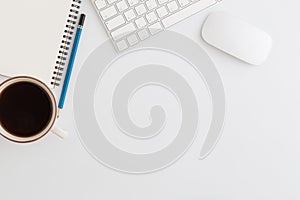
[0,0,73,86]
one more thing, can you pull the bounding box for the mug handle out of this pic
[51,126,68,139]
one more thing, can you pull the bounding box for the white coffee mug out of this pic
[0,76,66,143]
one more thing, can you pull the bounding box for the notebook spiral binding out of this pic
[51,0,82,87]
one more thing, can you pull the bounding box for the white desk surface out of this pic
[1,0,299,199]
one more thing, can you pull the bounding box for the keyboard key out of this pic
[158,0,168,5]
[107,0,117,4]
[156,6,168,18]
[127,34,139,45]
[146,0,158,10]
[178,0,189,7]
[105,15,125,30]
[95,0,107,10]
[116,0,128,12]
[135,4,147,15]
[124,9,136,21]
[149,22,163,35]
[135,17,147,28]
[162,0,216,28]
[138,29,150,40]
[127,0,139,6]
[100,5,117,20]
[146,12,157,23]
[116,40,128,51]
[111,23,136,40]
[167,1,178,12]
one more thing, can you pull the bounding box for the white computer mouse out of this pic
[202,11,273,65]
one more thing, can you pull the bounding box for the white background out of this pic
[0,0,299,199]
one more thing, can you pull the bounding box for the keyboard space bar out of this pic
[162,0,217,28]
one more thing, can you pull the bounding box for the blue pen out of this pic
[58,14,86,117]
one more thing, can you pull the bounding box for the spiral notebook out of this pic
[0,0,81,88]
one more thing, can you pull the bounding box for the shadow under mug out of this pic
[0,76,66,143]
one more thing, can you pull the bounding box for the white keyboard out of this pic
[92,0,222,51]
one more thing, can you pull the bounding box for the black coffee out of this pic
[0,82,53,138]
